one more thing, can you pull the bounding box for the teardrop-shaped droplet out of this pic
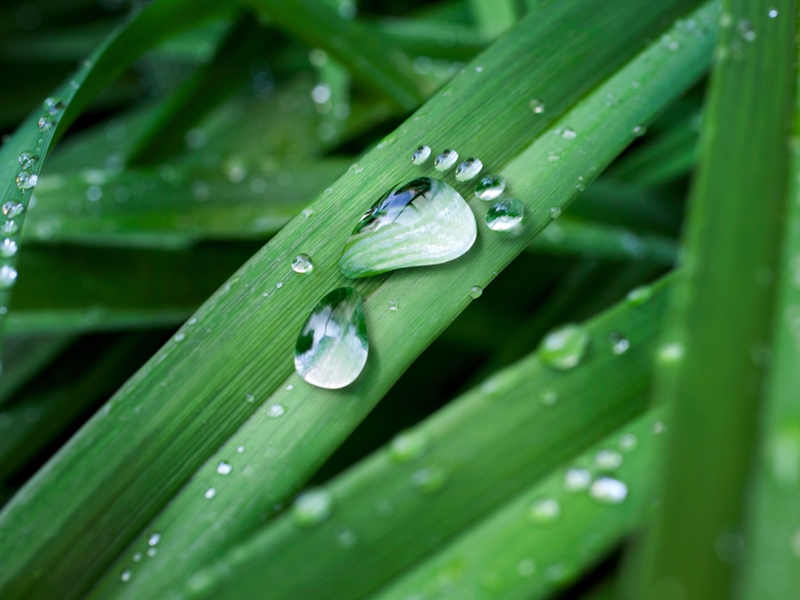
[292,489,333,527]
[486,199,524,231]
[294,287,368,389]
[434,149,459,172]
[474,174,505,201]
[340,177,476,278]
[411,145,431,165]
[539,323,590,370]
[455,157,483,182]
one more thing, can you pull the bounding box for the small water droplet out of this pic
[632,125,646,137]
[527,498,561,523]
[266,404,285,418]
[336,528,358,548]
[486,198,524,231]
[564,468,592,492]
[455,158,483,182]
[590,477,628,504]
[217,461,233,475]
[547,152,560,162]
[410,466,449,493]
[44,97,65,115]
[540,387,558,406]
[292,254,314,274]
[619,433,639,451]
[0,265,18,289]
[133,553,141,562]
[245,394,255,403]
[768,8,778,18]
[389,430,429,463]
[2,202,24,219]
[412,145,431,165]
[434,149,459,172]
[658,341,685,365]
[737,19,756,41]
[475,66,483,72]
[548,207,561,219]
[146,548,157,558]
[286,384,294,391]
[609,332,630,355]
[275,282,283,290]
[205,488,216,499]
[595,449,623,470]
[173,332,185,342]
[626,286,653,305]
[17,152,39,169]
[1,221,19,236]
[148,533,161,547]
[539,324,590,370]
[37,116,54,132]
[388,301,398,311]
[561,128,577,140]
[517,558,536,577]
[469,285,483,299]
[15,170,38,190]
[292,489,333,526]
[474,174,506,201]
[237,445,245,453]
[302,208,314,218]
[652,421,667,434]
[529,99,545,114]
[121,571,131,582]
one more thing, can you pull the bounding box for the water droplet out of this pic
[340,178,476,278]
[266,404,285,418]
[539,324,590,370]
[626,286,653,305]
[44,97,64,115]
[528,498,561,523]
[292,254,314,274]
[133,553,141,562]
[474,174,506,201]
[292,489,333,526]
[148,533,161,546]
[737,19,756,41]
[173,332,185,342]
[237,445,245,453]
[37,116,54,132]
[590,477,628,504]
[434,149,459,172]
[15,170,38,190]
[547,152,560,162]
[147,548,157,558]
[517,559,536,577]
[302,208,314,218]
[389,430,429,463]
[245,394,255,403]
[609,332,630,355]
[658,341,685,365]
[17,152,38,169]
[791,528,800,559]
[2,202,24,219]
[410,466,449,493]
[652,421,667,434]
[540,388,558,406]
[217,461,232,475]
[0,265,18,289]
[388,301,398,311]
[469,285,483,299]
[768,8,778,18]
[286,384,294,391]
[455,158,483,182]
[295,287,368,389]
[632,125,646,137]
[619,433,639,451]
[564,468,592,492]
[595,449,623,470]
[121,571,131,582]
[548,207,561,219]
[309,48,328,66]
[336,527,358,548]
[412,145,431,165]
[767,423,800,484]
[529,99,545,114]
[205,488,216,499]
[486,198,524,231]
[561,128,577,140]
[1,221,19,236]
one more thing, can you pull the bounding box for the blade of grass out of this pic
[468,0,518,38]
[636,1,796,598]
[0,2,713,598]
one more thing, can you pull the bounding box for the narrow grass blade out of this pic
[0,2,713,598]
[373,18,487,62]
[468,0,517,38]
[637,1,796,598]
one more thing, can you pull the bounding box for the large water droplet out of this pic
[474,174,505,201]
[0,265,18,289]
[292,254,314,274]
[18,152,38,169]
[539,324,590,370]
[292,489,333,526]
[434,149,459,172]
[15,171,38,190]
[412,145,431,165]
[294,287,368,389]
[486,199,524,231]
[590,477,628,504]
[2,202,24,219]
[455,158,483,182]
[340,178,476,278]
[389,430,429,463]
[527,498,561,523]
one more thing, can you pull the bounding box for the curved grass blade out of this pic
[637,1,797,598]
[0,2,713,598]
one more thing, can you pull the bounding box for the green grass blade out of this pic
[369,406,666,600]
[637,1,797,598]
[176,278,673,600]
[373,17,487,62]
[468,0,518,38]
[0,2,712,598]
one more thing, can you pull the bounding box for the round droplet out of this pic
[548,207,561,219]
[37,116,54,132]
[217,461,232,475]
[619,433,639,451]
[295,287,368,389]
[561,128,577,140]
[527,498,561,523]
[388,301,398,311]
[15,170,38,190]
[658,341,685,365]
[0,265,18,289]
[121,571,131,582]
[292,489,333,527]
[204,488,216,499]
[455,157,483,182]
[590,477,628,504]
[133,553,141,562]
[595,449,623,470]
[411,145,431,165]
[148,533,161,547]
[2,202,24,219]
[626,286,653,305]
[389,430,429,463]
[18,152,39,169]
[410,466,449,493]
[266,404,285,418]
[486,199,524,231]
[529,99,545,114]
[564,468,592,492]
[146,548,157,558]
[632,125,646,137]
[292,254,314,274]
[44,97,65,115]
[768,9,778,18]
[469,285,483,299]
[540,388,558,406]
[474,174,505,201]
[434,149,459,172]
[609,332,630,355]
[539,323,590,370]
